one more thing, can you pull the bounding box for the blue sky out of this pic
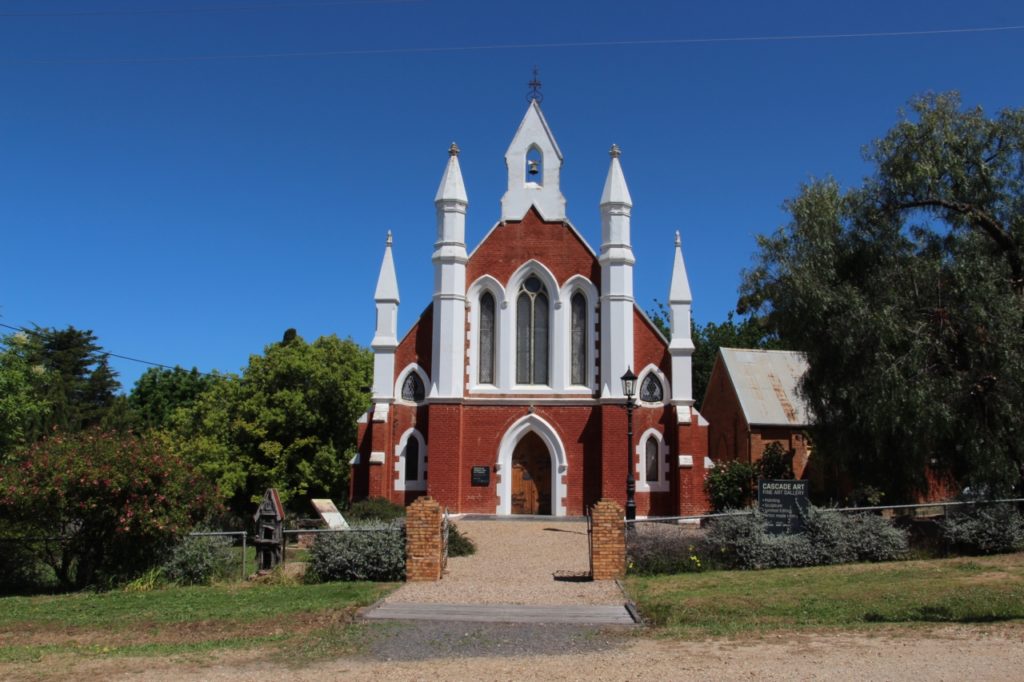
[2,0,1022,390]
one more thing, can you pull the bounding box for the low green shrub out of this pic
[447,523,476,557]
[161,532,235,586]
[0,538,58,595]
[306,522,406,582]
[939,503,1024,555]
[706,507,908,570]
[346,498,406,523]
[627,527,707,574]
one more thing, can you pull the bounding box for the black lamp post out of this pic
[621,367,638,521]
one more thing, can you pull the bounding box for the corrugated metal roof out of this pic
[719,348,811,427]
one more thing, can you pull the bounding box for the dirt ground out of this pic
[4,623,1023,681]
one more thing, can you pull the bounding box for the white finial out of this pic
[386,230,393,247]
[448,142,460,157]
[674,230,681,248]
[609,143,621,159]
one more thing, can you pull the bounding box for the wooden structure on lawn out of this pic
[253,488,285,571]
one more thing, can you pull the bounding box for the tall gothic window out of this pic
[640,373,664,403]
[645,437,659,483]
[516,275,549,385]
[404,436,420,481]
[570,292,587,385]
[401,372,425,402]
[479,292,496,384]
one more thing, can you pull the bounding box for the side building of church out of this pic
[351,99,712,517]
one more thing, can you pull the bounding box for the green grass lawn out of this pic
[0,580,395,663]
[625,552,1024,637]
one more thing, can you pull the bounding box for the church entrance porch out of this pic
[510,432,552,515]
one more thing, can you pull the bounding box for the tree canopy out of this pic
[167,332,372,513]
[739,93,1024,500]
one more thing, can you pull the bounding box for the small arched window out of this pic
[570,292,587,385]
[404,436,420,481]
[516,275,549,385]
[640,373,664,403]
[645,437,659,483]
[401,372,425,402]
[479,292,496,384]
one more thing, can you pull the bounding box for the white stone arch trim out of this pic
[394,363,430,406]
[503,260,561,391]
[559,274,599,391]
[636,363,671,407]
[466,275,507,390]
[635,427,670,492]
[394,428,426,492]
[495,414,568,516]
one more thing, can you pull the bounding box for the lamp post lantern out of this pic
[621,367,638,521]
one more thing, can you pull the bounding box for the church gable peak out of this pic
[501,100,566,222]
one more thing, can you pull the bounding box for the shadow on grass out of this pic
[864,605,1023,623]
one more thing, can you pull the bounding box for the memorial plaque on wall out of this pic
[471,466,490,487]
[758,480,809,534]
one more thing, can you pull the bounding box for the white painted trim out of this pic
[394,363,430,406]
[495,414,568,517]
[559,275,599,392]
[636,363,671,407]
[635,428,669,492]
[466,275,506,390]
[394,428,427,492]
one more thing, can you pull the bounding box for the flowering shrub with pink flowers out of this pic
[0,428,217,590]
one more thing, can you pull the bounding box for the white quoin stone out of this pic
[599,145,635,398]
[501,99,566,222]
[432,144,469,398]
[371,232,400,414]
[669,231,695,422]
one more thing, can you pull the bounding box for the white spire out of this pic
[434,143,468,205]
[371,231,400,418]
[668,230,695,422]
[669,230,692,303]
[374,230,399,303]
[501,99,566,221]
[600,144,633,207]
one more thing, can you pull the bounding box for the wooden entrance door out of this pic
[511,432,552,515]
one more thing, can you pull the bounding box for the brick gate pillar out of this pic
[590,498,626,580]
[405,496,444,581]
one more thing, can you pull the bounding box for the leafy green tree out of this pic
[739,92,1024,501]
[8,326,121,437]
[647,304,778,408]
[169,333,372,513]
[128,366,218,431]
[0,332,51,459]
[0,429,217,589]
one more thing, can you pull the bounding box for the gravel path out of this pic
[386,518,624,606]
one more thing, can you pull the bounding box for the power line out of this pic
[0,321,219,377]
[0,0,416,17]
[2,23,1023,65]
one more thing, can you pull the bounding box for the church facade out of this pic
[351,99,711,517]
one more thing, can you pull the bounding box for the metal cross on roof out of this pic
[527,66,543,104]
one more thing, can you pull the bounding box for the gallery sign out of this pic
[758,479,809,534]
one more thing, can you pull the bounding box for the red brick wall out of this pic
[394,305,434,380]
[466,208,600,287]
[701,357,748,464]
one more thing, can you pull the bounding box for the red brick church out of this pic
[351,98,711,517]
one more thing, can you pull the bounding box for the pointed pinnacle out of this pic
[675,230,681,247]
[609,143,621,159]
[449,142,460,157]
[386,230,393,247]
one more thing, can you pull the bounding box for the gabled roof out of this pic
[718,348,811,427]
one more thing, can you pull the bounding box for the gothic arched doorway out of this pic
[510,432,552,515]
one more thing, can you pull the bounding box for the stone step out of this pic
[363,602,637,625]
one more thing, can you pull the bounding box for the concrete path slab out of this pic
[364,602,636,625]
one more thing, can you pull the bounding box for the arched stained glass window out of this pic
[401,372,425,402]
[516,275,549,385]
[404,437,419,481]
[570,292,587,385]
[645,437,659,483]
[479,292,495,384]
[640,373,664,403]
